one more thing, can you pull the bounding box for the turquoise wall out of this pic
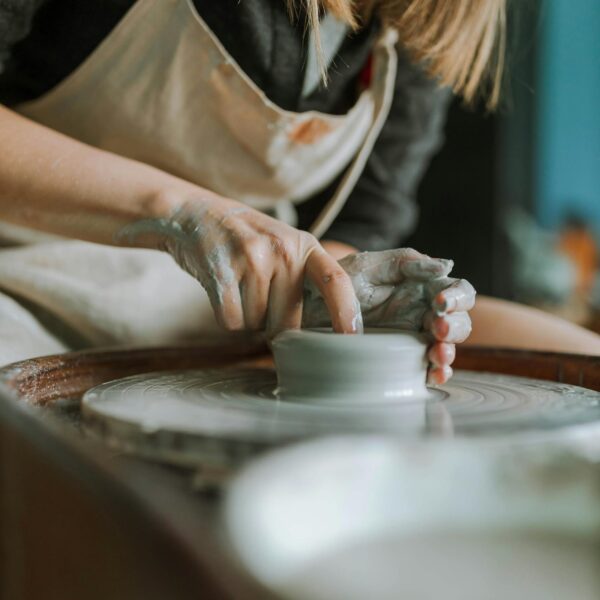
[535,0,600,227]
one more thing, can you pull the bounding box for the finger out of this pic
[432,279,476,314]
[375,248,426,261]
[240,273,270,331]
[210,282,244,331]
[401,257,453,281]
[425,311,472,343]
[364,284,395,309]
[373,285,428,329]
[428,365,453,385]
[301,294,330,329]
[340,248,426,272]
[349,249,451,285]
[427,342,456,368]
[266,269,304,336]
[306,248,363,334]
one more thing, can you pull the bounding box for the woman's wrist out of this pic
[115,183,221,250]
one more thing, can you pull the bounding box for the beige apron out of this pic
[0,0,398,365]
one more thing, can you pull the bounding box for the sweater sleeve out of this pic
[0,0,43,75]
[297,46,452,251]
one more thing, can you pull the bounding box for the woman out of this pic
[0,0,598,376]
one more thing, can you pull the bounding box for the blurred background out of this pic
[408,0,600,335]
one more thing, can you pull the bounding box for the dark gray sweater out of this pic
[0,0,451,250]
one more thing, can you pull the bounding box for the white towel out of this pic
[0,239,223,366]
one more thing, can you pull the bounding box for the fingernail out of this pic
[428,365,453,385]
[433,293,456,314]
[441,365,453,382]
[429,343,456,366]
[432,317,449,339]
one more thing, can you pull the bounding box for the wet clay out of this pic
[302,249,458,331]
[115,204,247,308]
[271,328,429,402]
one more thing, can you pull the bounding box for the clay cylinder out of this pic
[271,328,429,403]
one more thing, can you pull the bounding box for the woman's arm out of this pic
[0,104,195,244]
[467,296,600,355]
[0,105,361,334]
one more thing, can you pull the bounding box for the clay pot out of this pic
[271,328,429,403]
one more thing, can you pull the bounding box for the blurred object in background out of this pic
[555,212,600,332]
[555,212,599,325]
[558,213,598,298]
[503,207,575,308]
[589,277,600,335]
[503,207,600,328]
[411,0,600,335]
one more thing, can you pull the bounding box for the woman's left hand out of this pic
[303,248,476,384]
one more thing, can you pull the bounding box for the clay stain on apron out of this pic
[288,118,333,144]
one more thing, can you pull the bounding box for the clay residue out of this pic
[288,118,333,144]
[302,250,455,331]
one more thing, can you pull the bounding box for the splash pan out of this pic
[224,438,600,600]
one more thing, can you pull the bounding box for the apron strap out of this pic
[309,29,399,240]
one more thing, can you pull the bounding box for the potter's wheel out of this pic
[82,368,600,466]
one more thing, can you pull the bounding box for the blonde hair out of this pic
[289,0,506,109]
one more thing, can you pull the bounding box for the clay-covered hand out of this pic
[117,195,361,335]
[303,248,476,384]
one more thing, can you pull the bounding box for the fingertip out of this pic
[427,365,453,385]
[443,258,454,271]
[434,279,477,314]
[350,302,364,334]
[209,295,243,332]
[427,342,456,367]
[403,257,453,280]
[331,307,364,334]
[431,315,450,340]
[435,258,454,276]
[433,291,454,314]
[218,313,245,332]
[306,250,362,334]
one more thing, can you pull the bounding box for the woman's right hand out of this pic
[117,193,362,335]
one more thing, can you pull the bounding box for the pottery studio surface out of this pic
[82,329,600,463]
[76,328,600,598]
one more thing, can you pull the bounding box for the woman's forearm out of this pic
[467,296,600,355]
[0,106,369,261]
[0,106,365,333]
[0,105,201,246]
